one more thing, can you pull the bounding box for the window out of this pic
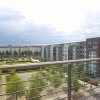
[93,46,97,49]
[88,41,92,44]
[93,41,97,44]
[88,51,97,58]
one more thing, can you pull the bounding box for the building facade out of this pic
[41,37,100,76]
[0,45,42,57]
[42,41,86,61]
[86,37,100,76]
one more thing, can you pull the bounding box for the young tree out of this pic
[45,65,64,87]
[6,74,25,99]
[71,71,86,100]
[34,51,41,56]
[80,71,89,82]
[71,75,80,100]
[50,75,62,88]
[14,51,18,57]
[1,51,5,59]
[27,73,46,100]
[72,76,80,92]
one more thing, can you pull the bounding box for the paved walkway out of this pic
[78,80,100,100]
[0,75,6,100]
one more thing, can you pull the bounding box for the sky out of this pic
[0,0,100,45]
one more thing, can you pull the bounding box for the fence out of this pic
[0,58,100,100]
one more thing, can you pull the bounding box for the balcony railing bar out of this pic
[0,89,67,100]
[1,83,98,100]
[0,76,96,93]
[0,74,65,86]
[0,80,99,98]
[0,66,67,75]
[59,96,68,100]
[71,74,100,82]
[1,75,99,96]
[0,81,67,96]
[0,71,99,87]
[0,58,100,70]
[79,92,100,100]
[73,73,100,80]
[27,90,68,100]
[0,71,99,88]
[72,85,100,96]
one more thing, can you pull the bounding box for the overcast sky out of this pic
[0,0,100,45]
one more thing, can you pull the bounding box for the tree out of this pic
[27,50,33,57]
[5,50,11,57]
[14,51,18,57]
[71,69,86,100]
[72,76,80,92]
[44,66,63,98]
[6,74,25,99]
[71,75,80,100]
[77,63,84,71]
[80,71,89,82]
[34,51,41,56]
[21,51,24,57]
[26,73,46,100]
[0,51,2,59]
[50,75,62,88]
[44,65,64,86]
[1,51,5,59]
[6,69,16,82]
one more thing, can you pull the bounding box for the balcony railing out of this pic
[0,58,100,100]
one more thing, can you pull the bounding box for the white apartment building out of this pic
[0,45,42,57]
[42,41,86,61]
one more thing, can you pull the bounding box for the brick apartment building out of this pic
[86,37,100,76]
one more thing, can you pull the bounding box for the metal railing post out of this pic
[68,64,72,100]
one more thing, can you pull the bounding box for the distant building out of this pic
[86,37,100,76]
[0,45,42,57]
[42,41,86,61]
[41,37,100,76]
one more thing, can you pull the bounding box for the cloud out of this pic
[0,8,24,22]
[0,7,71,45]
[0,7,100,46]
[79,12,100,38]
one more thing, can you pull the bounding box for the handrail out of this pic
[0,58,100,70]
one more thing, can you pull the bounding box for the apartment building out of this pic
[0,45,42,57]
[68,42,86,60]
[42,37,100,76]
[42,41,86,61]
[86,37,100,76]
